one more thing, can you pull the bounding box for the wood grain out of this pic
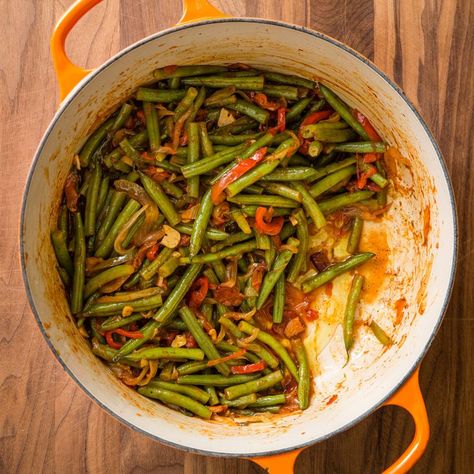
[0,0,472,472]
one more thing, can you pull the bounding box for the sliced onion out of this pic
[223,308,256,322]
[216,325,226,343]
[172,106,193,151]
[138,360,158,386]
[114,206,147,255]
[122,364,149,386]
[114,179,159,244]
[156,104,175,118]
[100,274,133,294]
[181,203,200,221]
[221,259,238,288]
[237,327,260,346]
[86,253,134,275]
[97,287,162,303]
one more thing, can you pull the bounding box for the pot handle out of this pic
[249,368,429,474]
[50,0,229,100]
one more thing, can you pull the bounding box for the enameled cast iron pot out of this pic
[20,1,457,472]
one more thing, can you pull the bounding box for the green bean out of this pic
[179,305,230,375]
[309,166,356,198]
[158,256,180,278]
[173,87,198,122]
[153,65,227,80]
[210,231,253,252]
[204,374,219,405]
[91,342,140,366]
[239,320,298,380]
[237,205,295,218]
[136,88,186,103]
[248,394,286,408]
[139,172,180,226]
[227,195,299,208]
[58,267,71,286]
[175,224,228,241]
[318,191,374,215]
[317,150,338,167]
[260,183,303,202]
[255,232,271,250]
[71,213,86,314]
[51,230,74,277]
[361,163,389,188]
[160,180,184,199]
[309,156,357,182]
[100,313,144,331]
[84,163,102,236]
[281,222,297,241]
[143,102,161,151]
[128,347,205,361]
[343,274,365,352]
[96,176,110,218]
[198,122,214,157]
[287,209,309,283]
[176,361,208,375]
[224,370,283,400]
[186,86,206,125]
[217,318,280,369]
[140,247,174,281]
[370,321,392,346]
[220,393,258,408]
[226,99,269,124]
[59,204,69,238]
[111,103,133,132]
[181,142,248,178]
[261,168,317,182]
[332,142,386,153]
[177,374,259,387]
[272,274,285,324]
[181,240,257,264]
[286,97,313,122]
[291,182,326,229]
[182,75,264,90]
[168,76,181,89]
[84,264,135,298]
[319,84,370,140]
[265,238,276,269]
[257,237,299,309]
[95,199,141,258]
[226,137,297,196]
[231,208,252,234]
[302,253,374,293]
[138,386,212,419]
[79,117,114,167]
[208,133,262,146]
[347,216,364,254]
[81,293,163,317]
[186,122,201,198]
[293,338,310,409]
[263,85,299,100]
[242,184,264,194]
[189,188,213,256]
[308,140,323,158]
[263,71,316,89]
[148,380,210,404]
[104,131,148,167]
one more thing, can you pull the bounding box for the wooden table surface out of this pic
[1,1,473,472]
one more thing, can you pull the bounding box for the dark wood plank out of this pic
[0,0,472,473]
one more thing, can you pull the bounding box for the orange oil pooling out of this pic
[395,298,407,325]
[358,228,390,303]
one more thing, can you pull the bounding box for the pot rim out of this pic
[20,17,458,458]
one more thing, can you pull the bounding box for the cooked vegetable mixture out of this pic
[52,64,392,421]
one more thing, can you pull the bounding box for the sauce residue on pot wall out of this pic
[358,228,390,303]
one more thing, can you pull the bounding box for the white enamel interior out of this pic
[21,20,456,456]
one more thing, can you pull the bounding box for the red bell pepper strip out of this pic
[105,331,122,349]
[211,147,268,204]
[207,349,247,367]
[231,360,266,374]
[113,328,144,339]
[269,107,287,134]
[357,165,377,189]
[146,243,160,262]
[353,110,382,141]
[255,207,284,236]
[363,153,378,163]
[253,92,280,111]
[188,276,209,309]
